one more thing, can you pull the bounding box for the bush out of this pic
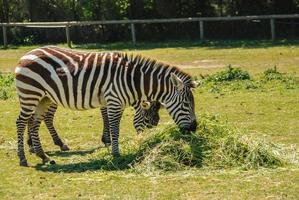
[206,65,250,82]
[0,73,15,100]
[262,66,283,81]
[133,114,289,172]
[260,67,299,89]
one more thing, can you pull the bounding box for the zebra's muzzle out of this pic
[179,120,197,132]
[189,120,197,132]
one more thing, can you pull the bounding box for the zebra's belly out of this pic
[45,92,102,110]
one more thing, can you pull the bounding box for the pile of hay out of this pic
[132,115,292,172]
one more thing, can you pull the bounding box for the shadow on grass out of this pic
[45,147,102,157]
[36,130,207,173]
[35,153,137,173]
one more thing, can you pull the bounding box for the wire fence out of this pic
[1,14,299,48]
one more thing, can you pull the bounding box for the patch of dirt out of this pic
[179,59,225,69]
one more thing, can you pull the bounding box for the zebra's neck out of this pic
[122,54,192,105]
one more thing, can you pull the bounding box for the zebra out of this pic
[26,101,161,153]
[133,101,161,133]
[15,46,199,166]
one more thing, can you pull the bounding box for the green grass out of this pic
[0,41,299,199]
[1,40,299,76]
[0,73,15,100]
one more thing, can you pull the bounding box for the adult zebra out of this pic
[15,46,198,166]
[26,100,161,153]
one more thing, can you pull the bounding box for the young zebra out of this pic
[26,101,161,153]
[101,100,161,146]
[15,46,198,166]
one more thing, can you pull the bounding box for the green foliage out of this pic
[262,66,283,81]
[22,35,35,45]
[133,114,288,172]
[201,66,298,94]
[205,65,250,82]
[258,67,299,89]
[0,73,15,100]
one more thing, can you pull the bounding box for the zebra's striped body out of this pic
[15,46,198,166]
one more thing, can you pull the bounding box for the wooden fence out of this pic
[1,14,299,48]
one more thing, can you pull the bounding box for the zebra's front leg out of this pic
[107,105,124,157]
[44,104,70,151]
[100,107,111,146]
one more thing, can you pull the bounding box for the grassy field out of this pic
[0,41,298,199]
[1,40,299,76]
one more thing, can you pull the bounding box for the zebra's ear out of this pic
[141,100,151,110]
[170,73,184,91]
[190,80,201,88]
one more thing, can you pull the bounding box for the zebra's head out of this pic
[164,73,199,132]
[141,101,161,128]
[134,101,161,134]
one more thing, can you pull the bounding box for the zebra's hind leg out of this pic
[27,116,35,154]
[44,104,70,151]
[17,111,34,166]
[100,107,111,146]
[107,104,124,157]
[30,97,55,165]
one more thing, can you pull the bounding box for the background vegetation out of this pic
[1,0,299,44]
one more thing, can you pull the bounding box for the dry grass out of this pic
[132,114,293,173]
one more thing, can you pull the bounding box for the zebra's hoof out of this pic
[60,144,70,151]
[42,157,51,164]
[20,160,28,167]
[101,137,111,146]
[50,160,56,165]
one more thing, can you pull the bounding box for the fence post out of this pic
[199,21,204,40]
[2,25,7,48]
[65,25,71,48]
[270,18,275,40]
[130,23,136,45]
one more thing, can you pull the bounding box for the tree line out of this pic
[0,0,298,44]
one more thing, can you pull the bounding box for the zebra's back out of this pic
[15,46,126,110]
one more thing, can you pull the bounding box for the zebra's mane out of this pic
[121,53,192,82]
